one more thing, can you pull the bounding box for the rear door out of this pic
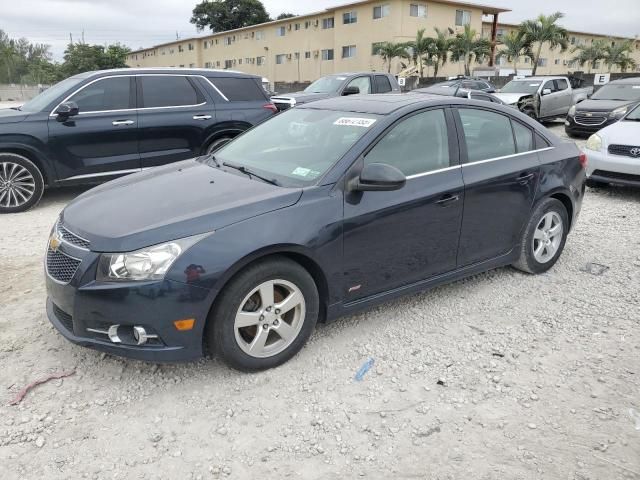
[373,74,393,94]
[553,78,572,115]
[454,107,541,266]
[47,75,140,181]
[205,76,273,129]
[539,79,568,118]
[137,74,216,168]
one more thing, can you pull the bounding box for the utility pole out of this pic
[69,33,73,45]
[81,30,85,43]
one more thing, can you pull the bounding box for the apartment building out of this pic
[127,0,508,81]
[481,22,640,75]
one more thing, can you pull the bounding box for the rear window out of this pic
[140,76,203,108]
[375,75,392,93]
[209,77,267,101]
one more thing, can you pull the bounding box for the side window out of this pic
[140,76,202,108]
[555,79,569,91]
[70,77,131,112]
[461,81,474,89]
[511,120,534,153]
[346,76,371,94]
[364,109,450,176]
[458,108,516,162]
[535,132,551,149]
[542,80,556,93]
[374,75,392,93]
[209,77,267,101]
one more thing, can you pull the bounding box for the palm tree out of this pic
[450,25,491,76]
[431,27,452,78]
[603,39,637,72]
[519,12,569,75]
[570,39,607,73]
[375,41,409,73]
[495,31,534,76]
[408,28,435,79]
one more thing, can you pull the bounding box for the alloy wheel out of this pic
[0,161,36,208]
[234,279,306,358]
[532,212,563,263]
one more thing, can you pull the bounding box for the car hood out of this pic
[272,91,332,104]
[61,160,303,252]
[575,99,634,112]
[493,93,533,105]
[0,108,28,124]
[598,120,640,143]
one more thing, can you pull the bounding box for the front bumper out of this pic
[45,239,213,362]
[584,149,640,186]
[565,115,617,137]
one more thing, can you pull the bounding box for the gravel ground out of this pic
[1,123,639,479]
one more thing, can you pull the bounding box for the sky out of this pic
[3,0,639,60]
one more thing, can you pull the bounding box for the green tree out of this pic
[0,30,58,84]
[495,31,534,75]
[519,12,568,75]
[60,43,130,77]
[450,25,491,76]
[374,41,409,73]
[570,39,607,73]
[276,13,296,20]
[191,0,271,32]
[408,28,435,79]
[603,39,637,72]
[431,27,452,78]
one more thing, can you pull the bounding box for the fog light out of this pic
[133,326,158,345]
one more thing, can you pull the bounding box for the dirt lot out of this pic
[1,123,639,479]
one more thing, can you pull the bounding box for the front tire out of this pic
[513,198,569,274]
[207,257,319,372]
[0,153,44,213]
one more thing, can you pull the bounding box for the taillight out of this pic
[579,152,587,169]
[263,103,278,113]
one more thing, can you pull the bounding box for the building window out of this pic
[188,43,194,51]
[371,42,385,55]
[189,63,195,68]
[570,36,576,45]
[276,54,286,64]
[322,17,334,29]
[294,23,300,30]
[203,41,208,49]
[255,30,265,40]
[373,4,390,19]
[537,58,547,67]
[205,61,212,68]
[342,45,357,58]
[305,51,311,59]
[554,59,560,65]
[455,9,471,26]
[238,58,243,64]
[496,28,505,40]
[594,61,601,69]
[524,57,530,64]
[343,11,357,24]
[322,49,334,61]
[409,4,427,18]
[224,37,232,45]
[178,45,184,53]
[276,26,286,36]
[304,20,311,29]
[294,52,300,59]
[257,56,265,66]
[224,60,233,69]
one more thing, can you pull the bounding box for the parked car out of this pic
[583,102,640,187]
[565,77,640,137]
[45,94,585,371]
[411,86,505,104]
[494,76,593,121]
[431,77,497,93]
[270,72,401,111]
[0,68,276,213]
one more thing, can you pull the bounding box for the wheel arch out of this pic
[548,191,574,230]
[201,121,253,154]
[0,145,51,186]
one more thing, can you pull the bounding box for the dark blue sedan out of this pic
[45,94,586,371]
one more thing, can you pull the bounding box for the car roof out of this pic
[83,67,262,80]
[609,76,640,85]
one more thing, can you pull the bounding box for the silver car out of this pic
[583,103,640,187]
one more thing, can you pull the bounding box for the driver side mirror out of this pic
[55,101,79,118]
[342,86,360,96]
[349,163,406,192]
[541,88,552,96]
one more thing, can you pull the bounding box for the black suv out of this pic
[0,68,276,213]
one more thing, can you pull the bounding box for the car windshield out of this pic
[500,81,541,94]
[591,83,640,101]
[304,76,346,94]
[212,108,380,187]
[20,76,86,112]
[624,103,640,121]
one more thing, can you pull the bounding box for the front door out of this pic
[47,76,140,181]
[539,79,570,118]
[454,107,541,266]
[342,108,464,301]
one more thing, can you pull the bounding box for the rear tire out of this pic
[0,153,44,214]
[204,136,233,155]
[207,257,319,372]
[522,107,538,121]
[513,198,569,274]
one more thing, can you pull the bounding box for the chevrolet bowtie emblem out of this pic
[49,231,62,252]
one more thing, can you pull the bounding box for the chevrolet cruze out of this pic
[45,94,586,371]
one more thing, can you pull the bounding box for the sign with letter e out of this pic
[594,73,610,85]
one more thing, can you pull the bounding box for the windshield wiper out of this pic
[223,162,280,186]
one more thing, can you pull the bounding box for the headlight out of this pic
[97,234,208,282]
[568,105,576,116]
[585,134,602,152]
[609,106,628,119]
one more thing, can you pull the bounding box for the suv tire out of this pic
[0,153,45,213]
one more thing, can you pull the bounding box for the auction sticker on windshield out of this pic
[334,117,377,128]
[291,167,321,178]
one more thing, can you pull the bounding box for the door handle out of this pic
[517,173,535,184]
[435,194,460,206]
[112,120,134,126]
[193,115,212,120]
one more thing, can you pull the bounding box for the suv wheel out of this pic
[0,153,44,213]
[513,198,569,274]
[207,257,319,371]
[205,136,232,155]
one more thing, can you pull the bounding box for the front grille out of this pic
[608,144,640,158]
[46,248,81,283]
[58,224,90,249]
[52,303,73,333]
[574,113,607,126]
[592,169,640,183]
